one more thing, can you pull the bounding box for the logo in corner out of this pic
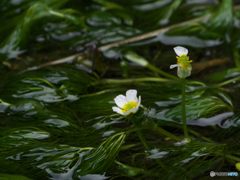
[210,171,215,177]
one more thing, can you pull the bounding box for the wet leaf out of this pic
[0,173,32,180]
[115,161,144,176]
[206,68,240,82]
[207,0,233,32]
[123,51,149,67]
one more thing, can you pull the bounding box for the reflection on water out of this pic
[158,33,223,48]
[79,173,109,180]
[147,148,169,159]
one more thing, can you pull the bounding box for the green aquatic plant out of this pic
[1,65,240,179]
[1,0,240,179]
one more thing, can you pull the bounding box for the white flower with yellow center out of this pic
[112,89,141,115]
[170,46,193,79]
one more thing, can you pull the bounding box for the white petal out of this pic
[137,96,141,108]
[112,107,123,115]
[126,89,138,102]
[174,46,188,56]
[123,107,138,116]
[114,95,128,108]
[170,64,182,69]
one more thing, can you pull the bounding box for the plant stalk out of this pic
[234,49,240,69]
[182,78,189,139]
[131,119,167,170]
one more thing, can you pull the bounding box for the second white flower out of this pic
[112,89,141,116]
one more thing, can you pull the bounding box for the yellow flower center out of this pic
[177,54,192,70]
[122,101,138,113]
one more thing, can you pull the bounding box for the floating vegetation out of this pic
[1,0,240,179]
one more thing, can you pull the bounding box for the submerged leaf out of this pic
[206,68,240,82]
[207,0,233,31]
[115,161,144,176]
[0,173,32,180]
[2,132,126,178]
[150,93,233,126]
[123,51,149,67]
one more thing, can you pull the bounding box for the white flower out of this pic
[112,89,141,116]
[170,46,192,79]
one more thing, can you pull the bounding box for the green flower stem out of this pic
[131,120,167,170]
[182,78,189,139]
[136,130,167,170]
[131,119,151,151]
[140,104,148,111]
[135,130,151,150]
[147,64,179,80]
[234,49,240,69]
